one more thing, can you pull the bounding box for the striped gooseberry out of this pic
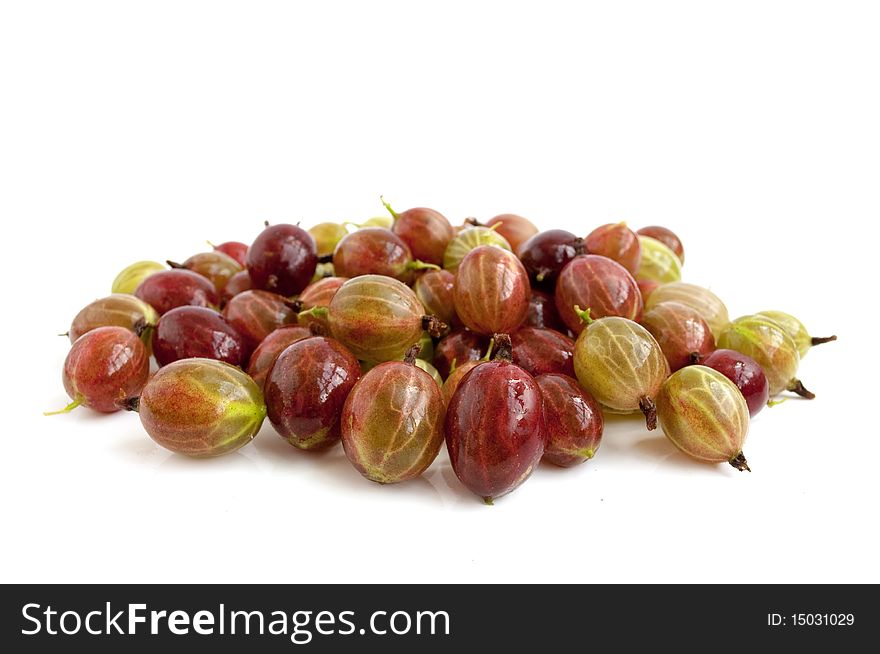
[640,301,715,372]
[635,236,681,285]
[453,246,530,336]
[585,222,641,274]
[645,282,730,338]
[555,255,643,335]
[536,373,604,467]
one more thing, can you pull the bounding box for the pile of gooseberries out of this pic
[48,199,835,504]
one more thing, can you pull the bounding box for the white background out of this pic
[1,1,878,584]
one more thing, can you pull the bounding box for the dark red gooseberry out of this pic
[296,276,348,334]
[47,326,150,415]
[264,336,361,450]
[585,222,641,275]
[341,347,446,483]
[246,223,318,296]
[701,349,770,417]
[246,325,313,390]
[168,251,242,293]
[413,269,458,328]
[511,327,575,377]
[153,306,247,367]
[445,336,545,504]
[221,269,253,305]
[555,255,643,334]
[454,246,530,336]
[222,289,298,351]
[433,330,489,379]
[637,226,685,263]
[641,301,715,372]
[383,198,454,267]
[333,227,436,284]
[212,240,249,267]
[484,213,538,252]
[517,229,583,286]
[537,373,604,467]
[525,289,566,332]
[135,269,220,315]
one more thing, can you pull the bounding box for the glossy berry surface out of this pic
[645,282,730,339]
[701,349,770,417]
[265,336,361,450]
[453,246,530,336]
[308,222,349,257]
[537,373,604,467]
[755,310,836,359]
[51,326,150,414]
[510,327,576,377]
[585,222,641,274]
[445,349,545,504]
[573,315,669,429]
[555,255,643,334]
[222,289,298,351]
[69,294,158,344]
[328,275,432,362]
[657,366,750,470]
[413,269,458,327]
[637,226,684,263]
[221,269,253,305]
[246,223,318,296]
[640,301,715,372]
[442,226,511,272]
[246,326,313,391]
[517,229,582,286]
[484,213,538,252]
[333,227,427,283]
[433,330,488,379]
[136,358,265,457]
[135,269,219,315]
[153,306,247,367]
[525,289,566,332]
[635,236,682,285]
[387,202,454,267]
[211,241,249,267]
[173,251,242,292]
[341,355,445,483]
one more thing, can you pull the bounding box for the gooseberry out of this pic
[168,251,242,293]
[46,326,150,415]
[413,269,458,327]
[246,223,318,296]
[383,197,454,267]
[296,276,348,333]
[656,365,750,471]
[636,226,684,263]
[69,294,158,346]
[510,327,575,377]
[701,349,770,417]
[210,241,249,267]
[536,373,604,467]
[454,246,530,336]
[246,325,313,391]
[484,213,538,252]
[111,261,165,295]
[221,289,298,351]
[221,270,253,305]
[635,236,681,285]
[332,227,437,283]
[135,269,219,315]
[445,335,545,504]
[517,229,583,286]
[572,309,669,429]
[585,222,641,274]
[755,310,836,359]
[645,282,730,338]
[265,336,361,450]
[152,306,247,368]
[640,301,715,372]
[308,222,349,258]
[341,345,446,483]
[132,358,265,457]
[555,255,643,334]
[442,226,511,272]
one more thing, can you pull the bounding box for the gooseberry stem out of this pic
[317,253,333,264]
[406,260,441,272]
[689,351,703,365]
[492,333,513,362]
[286,299,304,313]
[482,496,494,506]
[380,195,398,220]
[166,260,185,269]
[464,217,482,227]
[404,344,421,365]
[123,397,140,412]
[481,338,495,362]
[573,237,586,256]
[298,306,329,321]
[44,395,84,416]
[729,452,751,472]
[788,379,816,400]
[767,397,788,408]
[422,315,447,338]
[639,396,658,431]
[573,305,593,325]
[811,335,837,346]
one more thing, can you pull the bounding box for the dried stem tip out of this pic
[811,335,837,346]
[122,396,140,413]
[166,260,185,269]
[639,396,658,431]
[317,253,333,264]
[403,344,422,365]
[421,315,447,338]
[729,451,751,472]
[788,379,816,400]
[492,333,513,362]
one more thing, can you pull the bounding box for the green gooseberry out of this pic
[111,261,165,295]
[755,310,836,359]
[635,236,681,285]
